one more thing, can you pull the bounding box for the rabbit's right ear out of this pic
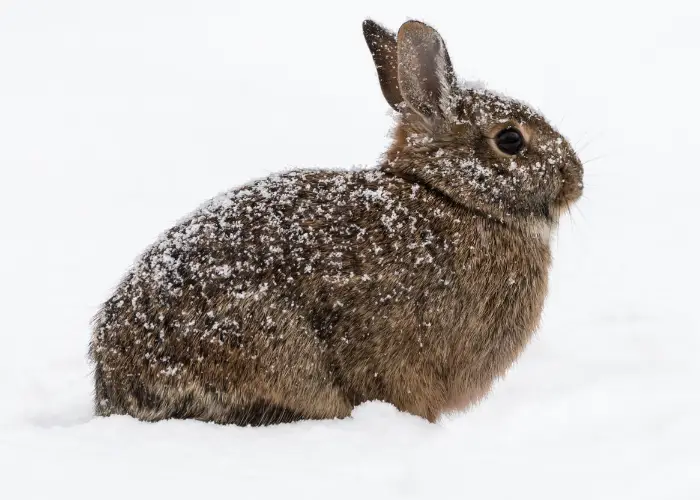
[397,21,457,121]
[363,20,402,111]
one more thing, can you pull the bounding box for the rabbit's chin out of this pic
[525,217,553,245]
[549,199,576,223]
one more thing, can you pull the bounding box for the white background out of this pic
[0,1,698,498]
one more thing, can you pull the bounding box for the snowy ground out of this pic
[1,1,699,498]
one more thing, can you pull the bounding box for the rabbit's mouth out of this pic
[552,183,582,221]
[553,155,584,214]
[555,177,583,210]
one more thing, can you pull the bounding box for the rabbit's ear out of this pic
[363,19,402,111]
[397,20,457,121]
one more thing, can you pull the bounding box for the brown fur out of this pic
[89,19,583,425]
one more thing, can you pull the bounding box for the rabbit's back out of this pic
[90,168,475,423]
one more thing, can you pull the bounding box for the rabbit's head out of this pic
[363,20,583,223]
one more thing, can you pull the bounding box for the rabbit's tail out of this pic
[93,363,115,416]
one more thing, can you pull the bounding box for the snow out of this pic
[1,0,699,498]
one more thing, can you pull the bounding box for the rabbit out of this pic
[89,19,583,425]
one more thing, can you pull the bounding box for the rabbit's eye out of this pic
[495,128,524,155]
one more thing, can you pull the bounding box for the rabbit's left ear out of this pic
[363,19,402,111]
[397,21,457,121]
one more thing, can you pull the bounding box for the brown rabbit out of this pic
[90,19,583,425]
